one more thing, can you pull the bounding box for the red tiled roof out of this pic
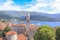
[0,22,8,30]
[30,24,38,30]
[0,25,6,30]
[12,24,26,27]
[11,24,38,30]
[17,34,27,40]
[0,38,2,40]
[6,31,17,36]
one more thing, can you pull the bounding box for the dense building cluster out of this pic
[0,22,39,40]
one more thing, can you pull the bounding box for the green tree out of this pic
[56,27,60,40]
[3,27,11,33]
[0,30,3,38]
[0,30,6,38]
[0,27,11,38]
[34,25,56,40]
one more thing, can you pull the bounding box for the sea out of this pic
[12,21,60,28]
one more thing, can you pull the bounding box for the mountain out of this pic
[20,15,57,21]
[42,14,60,20]
[0,11,28,17]
[0,12,12,19]
[0,10,60,21]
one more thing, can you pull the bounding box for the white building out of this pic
[6,31,17,40]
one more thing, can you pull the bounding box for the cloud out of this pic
[27,0,60,14]
[0,0,35,11]
[0,0,22,10]
[51,0,60,13]
[0,0,60,14]
[27,0,54,14]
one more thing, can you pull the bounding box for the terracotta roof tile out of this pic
[17,34,27,40]
[11,24,38,30]
[6,31,17,36]
[30,24,38,30]
[0,25,6,30]
[12,24,26,27]
[0,38,2,40]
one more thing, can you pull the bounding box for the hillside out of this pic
[0,10,60,21]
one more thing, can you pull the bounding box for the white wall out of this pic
[6,34,17,40]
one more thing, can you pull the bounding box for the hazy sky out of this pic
[0,0,60,14]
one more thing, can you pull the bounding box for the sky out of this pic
[0,0,60,14]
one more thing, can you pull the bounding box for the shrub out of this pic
[34,25,56,40]
[0,30,3,38]
[3,27,11,33]
[0,27,11,37]
[56,27,60,40]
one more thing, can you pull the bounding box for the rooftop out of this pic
[0,38,2,40]
[6,31,17,36]
[17,34,28,40]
